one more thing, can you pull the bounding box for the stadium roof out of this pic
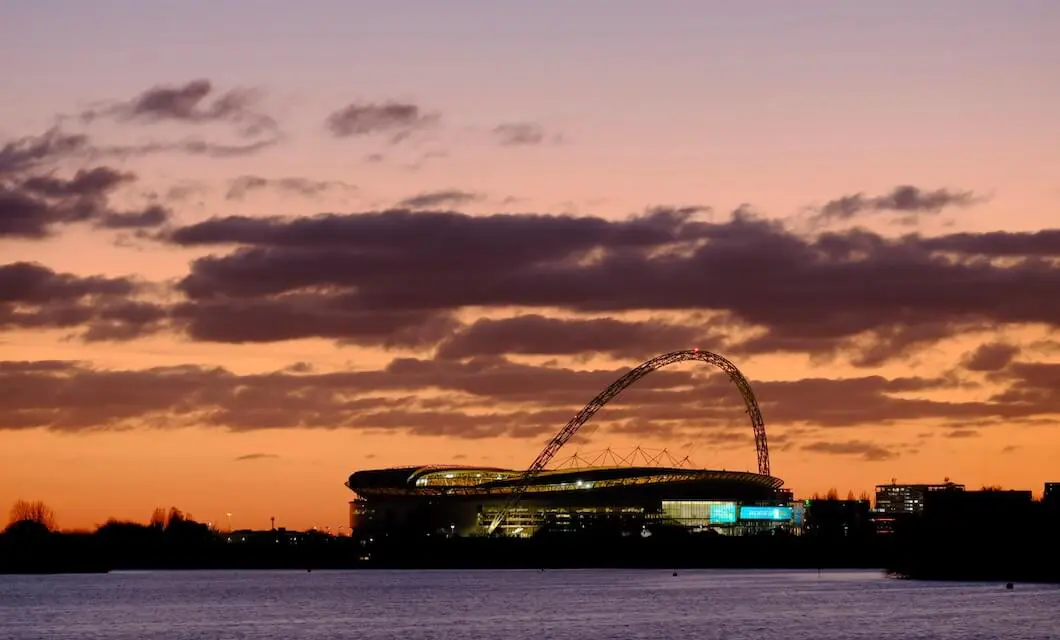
[347,464,783,498]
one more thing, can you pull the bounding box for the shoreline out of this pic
[3,566,1057,585]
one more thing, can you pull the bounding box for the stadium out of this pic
[346,350,799,537]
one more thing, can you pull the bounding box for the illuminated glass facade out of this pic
[660,500,737,525]
[658,501,799,530]
[469,500,798,537]
[739,505,793,521]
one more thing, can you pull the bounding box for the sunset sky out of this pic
[2,0,1059,532]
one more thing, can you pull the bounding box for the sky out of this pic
[2,0,1059,532]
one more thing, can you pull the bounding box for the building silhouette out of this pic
[874,481,966,515]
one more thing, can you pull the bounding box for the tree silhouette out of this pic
[166,507,187,531]
[7,500,57,531]
[147,506,197,530]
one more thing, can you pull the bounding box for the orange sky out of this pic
[2,1,1059,532]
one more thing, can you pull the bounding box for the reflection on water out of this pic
[1,569,1056,640]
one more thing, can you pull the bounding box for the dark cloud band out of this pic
[0,357,1054,440]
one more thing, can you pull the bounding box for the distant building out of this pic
[871,482,965,534]
[1044,483,1059,515]
[874,482,965,515]
[346,464,794,537]
[803,499,872,538]
[222,528,329,545]
[923,489,1035,532]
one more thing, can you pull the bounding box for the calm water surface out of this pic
[1,569,1055,639]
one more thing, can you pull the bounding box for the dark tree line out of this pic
[1,500,351,573]
[3,497,1057,579]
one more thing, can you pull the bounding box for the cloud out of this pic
[6,180,1058,372]
[0,186,77,239]
[160,205,1060,366]
[96,205,171,229]
[989,362,1060,407]
[18,166,134,197]
[435,314,715,361]
[0,103,229,237]
[1,356,1056,437]
[234,453,279,461]
[79,300,169,342]
[163,182,209,202]
[801,440,897,461]
[918,230,1060,257]
[325,101,438,142]
[170,297,461,346]
[493,122,549,146]
[0,163,170,238]
[396,189,483,209]
[0,127,90,177]
[0,262,135,302]
[750,374,1003,428]
[95,137,280,159]
[732,318,967,368]
[945,429,980,438]
[168,205,710,278]
[0,358,581,435]
[813,185,982,225]
[3,127,278,176]
[0,262,163,339]
[81,79,278,139]
[55,80,284,159]
[225,175,356,200]
[962,342,1020,372]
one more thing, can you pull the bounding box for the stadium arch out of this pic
[487,349,770,534]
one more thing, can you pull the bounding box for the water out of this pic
[0,569,1055,639]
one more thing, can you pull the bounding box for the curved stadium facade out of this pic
[346,464,798,537]
[347,349,794,538]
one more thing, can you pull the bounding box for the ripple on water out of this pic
[0,569,1056,640]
